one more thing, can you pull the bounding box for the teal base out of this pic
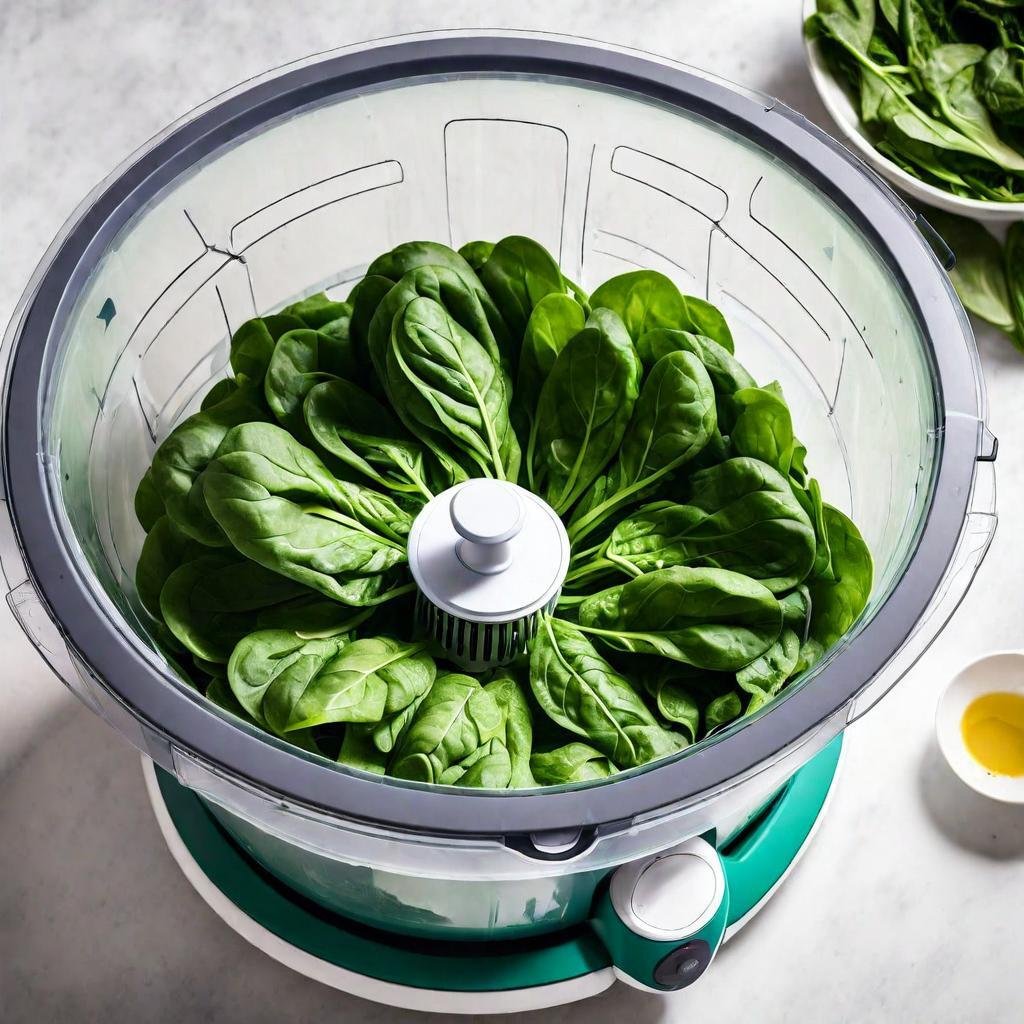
[145,736,842,1008]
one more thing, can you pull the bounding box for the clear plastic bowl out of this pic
[0,32,996,938]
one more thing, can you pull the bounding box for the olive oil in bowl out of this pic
[961,692,1024,778]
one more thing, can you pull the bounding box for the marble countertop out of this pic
[3,2,1023,1021]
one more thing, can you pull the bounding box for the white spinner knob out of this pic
[451,480,525,575]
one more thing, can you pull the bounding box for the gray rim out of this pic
[3,35,984,836]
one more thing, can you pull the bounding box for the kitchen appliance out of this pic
[0,31,996,1012]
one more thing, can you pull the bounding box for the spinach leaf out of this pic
[636,328,755,431]
[643,671,701,744]
[530,742,618,784]
[160,553,310,662]
[200,378,238,411]
[487,670,536,787]
[230,632,435,734]
[204,425,411,605]
[577,566,783,671]
[567,350,717,544]
[808,505,873,648]
[147,383,269,546]
[977,46,1024,127]
[458,240,495,271]
[516,293,587,465]
[452,738,513,788]
[135,515,203,620]
[920,44,1024,172]
[529,617,685,769]
[134,467,165,532]
[737,628,801,716]
[337,725,390,775]
[386,296,521,481]
[596,457,816,593]
[531,308,641,509]
[589,270,734,352]
[1005,221,1024,347]
[304,379,437,499]
[229,313,305,388]
[347,274,396,375]
[365,243,513,371]
[389,673,506,784]
[264,326,358,437]
[280,292,351,330]
[924,210,1015,332]
[705,692,743,733]
[477,235,566,346]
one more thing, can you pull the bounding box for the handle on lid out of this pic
[450,480,524,575]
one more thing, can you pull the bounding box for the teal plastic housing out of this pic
[152,736,842,992]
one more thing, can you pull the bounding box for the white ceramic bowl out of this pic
[936,651,1024,803]
[801,0,1024,223]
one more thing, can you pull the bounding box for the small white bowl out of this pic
[936,651,1024,803]
[801,0,1024,223]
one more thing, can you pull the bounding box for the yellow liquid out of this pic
[961,692,1024,777]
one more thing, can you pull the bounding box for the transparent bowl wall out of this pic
[1,40,995,937]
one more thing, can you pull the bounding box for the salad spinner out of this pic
[0,32,998,1012]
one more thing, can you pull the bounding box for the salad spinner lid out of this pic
[407,479,570,624]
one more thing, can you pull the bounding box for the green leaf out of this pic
[304,379,437,498]
[148,383,270,546]
[1005,221,1024,348]
[135,515,204,620]
[567,350,716,543]
[808,505,873,648]
[530,742,618,784]
[589,270,734,351]
[160,553,310,663]
[516,293,588,456]
[600,457,816,593]
[478,235,566,345]
[529,617,685,769]
[389,673,506,784]
[280,292,351,330]
[737,628,801,716]
[487,670,536,787]
[230,633,434,734]
[264,326,358,437]
[386,296,521,481]
[532,308,641,511]
[577,566,783,671]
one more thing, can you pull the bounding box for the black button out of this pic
[653,939,713,990]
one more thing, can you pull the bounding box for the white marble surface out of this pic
[2,2,1024,1021]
